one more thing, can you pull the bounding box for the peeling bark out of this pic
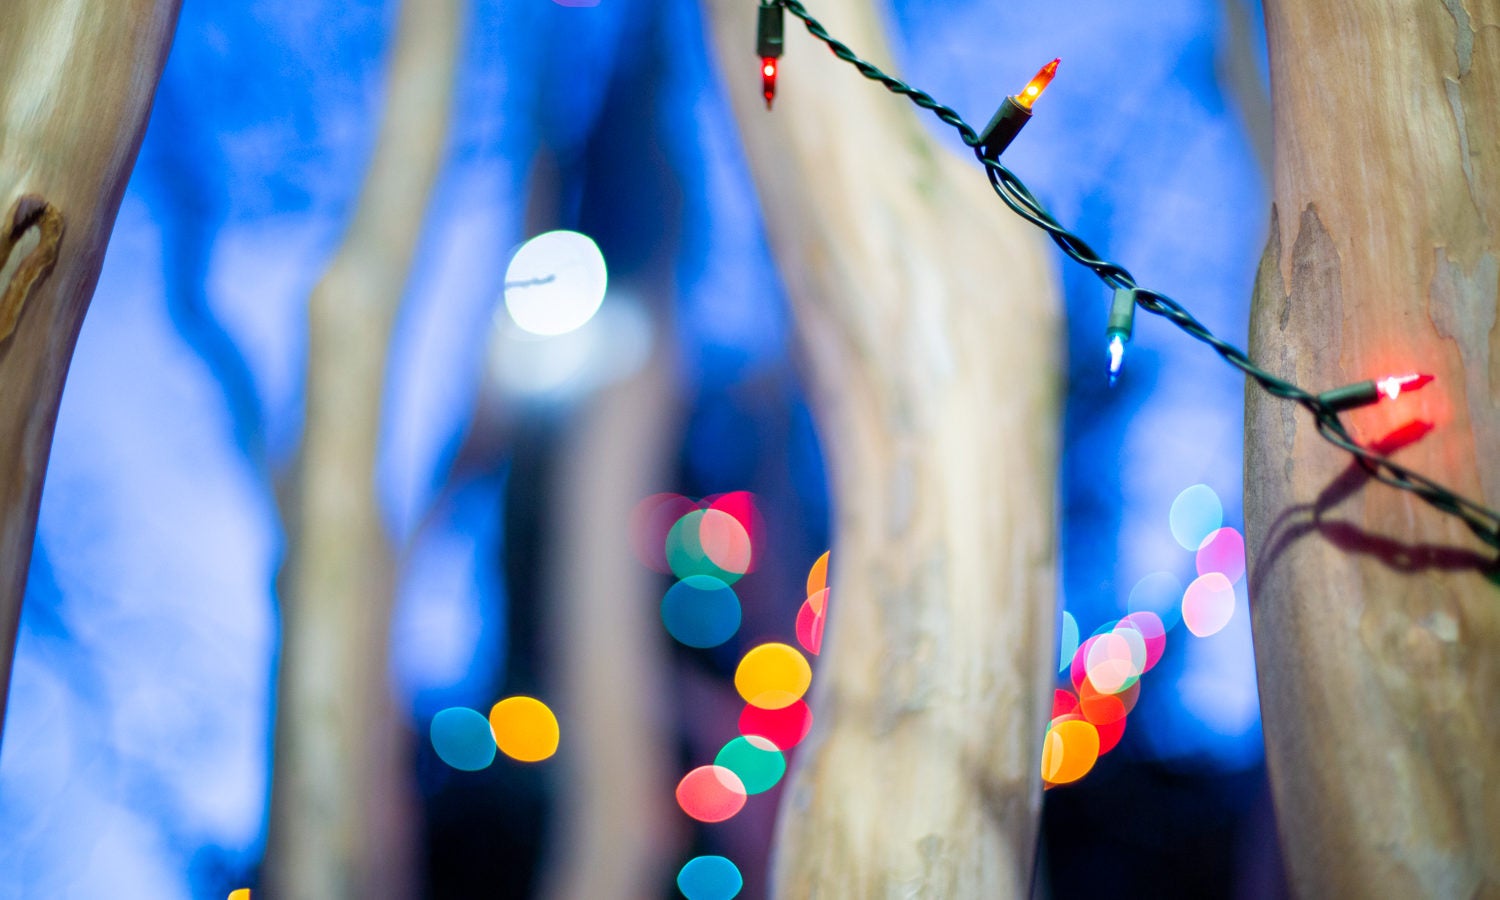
[0,196,65,342]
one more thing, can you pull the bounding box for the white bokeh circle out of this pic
[503,230,608,336]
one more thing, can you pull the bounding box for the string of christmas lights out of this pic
[757,0,1500,553]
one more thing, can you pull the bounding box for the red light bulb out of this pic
[1376,372,1434,401]
[1320,372,1436,412]
[762,58,778,109]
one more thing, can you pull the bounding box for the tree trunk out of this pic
[1246,1,1500,896]
[538,334,680,900]
[0,0,181,743]
[264,1,461,896]
[700,1,1063,895]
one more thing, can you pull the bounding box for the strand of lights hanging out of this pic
[755,0,1500,552]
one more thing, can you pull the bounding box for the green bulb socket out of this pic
[1318,380,1379,412]
[1106,287,1136,341]
[757,2,784,59]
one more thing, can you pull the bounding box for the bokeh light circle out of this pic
[1112,623,1148,667]
[795,598,826,655]
[676,765,747,823]
[1058,610,1080,675]
[503,230,608,336]
[1084,630,1145,694]
[677,855,744,900]
[1042,719,1100,785]
[1128,571,1184,632]
[1043,728,1064,780]
[1196,526,1247,583]
[714,735,787,794]
[1081,677,1141,719]
[430,707,497,771]
[1096,715,1127,755]
[806,551,830,598]
[489,696,560,762]
[707,491,757,540]
[1117,611,1167,671]
[666,510,744,584]
[1182,572,1237,637]
[1069,635,1102,692]
[1169,484,1224,551]
[699,509,753,576]
[661,575,742,648]
[1049,712,1084,729]
[1052,689,1079,720]
[739,699,813,750]
[1078,688,1127,726]
[735,643,812,709]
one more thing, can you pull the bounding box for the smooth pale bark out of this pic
[1247,1,1500,896]
[264,1,461,896]
[0,0,181,741]
[701,1,1063,895]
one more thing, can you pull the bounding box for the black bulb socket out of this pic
[978,96,1031,161]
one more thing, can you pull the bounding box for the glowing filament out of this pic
[1015,58,1060,111]
[762,58,778,108]
[1107,334,1125,386]
[1376,372,1433,401]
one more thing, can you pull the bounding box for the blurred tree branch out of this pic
[536,338,681,900]
[263,0,462,895]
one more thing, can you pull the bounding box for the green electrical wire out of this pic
[773,0,1500,552]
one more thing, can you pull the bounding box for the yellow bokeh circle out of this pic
[735,642,812,710]
[489,696,560,762]
[1041,718,1099,785]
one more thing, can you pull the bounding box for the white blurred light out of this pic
[503,230,608,336]
[1177,582,1259,738]
[488,292,652,401]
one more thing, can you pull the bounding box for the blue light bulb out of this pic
[1107,333,1126,387]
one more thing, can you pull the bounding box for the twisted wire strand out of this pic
[776,0,1500,551]
[780,0,978,144]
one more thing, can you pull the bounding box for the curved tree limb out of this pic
[0,0,182,743]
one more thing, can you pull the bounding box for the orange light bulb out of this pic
[1015,58,1060,111]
